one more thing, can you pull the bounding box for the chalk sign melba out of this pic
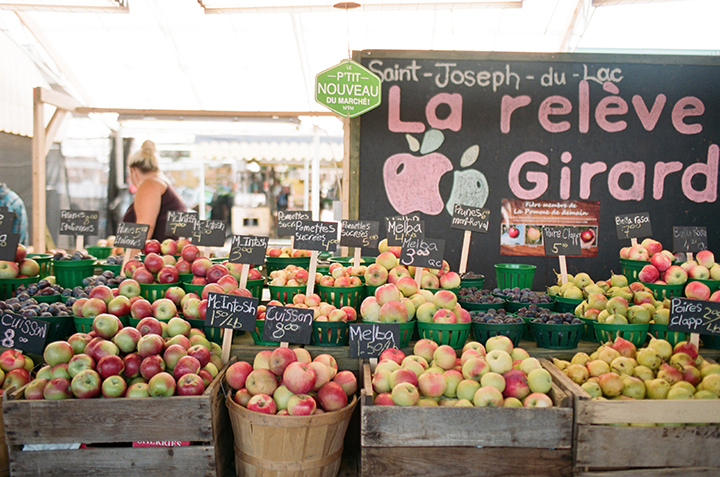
[0,311,49,355]
[192,220,226,247]
[543,226,582,256]
[165,211,198,238]
[673,226,708,254]
[293,220,339,252]
[340,220,380,249]
[114,222,150,249]
[229,235,268,265]
[400,237,445,270]
[669,297,720,336]
[615,212,652,241]
[385,214,424,246]
[277,210,312,237]
[0,208,15,235]
[59,210,99,236]
[262,305,313,344]
[204,292,258,331]
[348,323,400,359]
[0,232,20,262]
[451,204,490,234]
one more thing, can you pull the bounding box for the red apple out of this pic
[123,259,144,279]
[132,267,155,285]
[181,244,201,263]
[143,239,161,255]
[140,354,166,381]
[71,369,102,399]
[131,299,155,321]
[96,354,125,379]
[157,265,180,284]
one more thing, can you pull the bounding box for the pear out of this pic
[667,386,694,400]
[597,310,611,323]
[581,381,602,398]
[586,293,608,311]
[611,356,637,376]
[547,285,561,296]
[647,336,673,361]
[606,314,628,325]
[621,375,646,399]
[694,390,719,399]
[640,302,656,314]
[632,365,655,382]
[606,296,629,316]
[563,286,584,300]
[595,280,610,293]
[573,272,594,289]
[596,346,621,365]
[574,301,588,317]
[611,336,637,358]
[627,305,652,325]
[636,347,662,371]
[698,374,720,395]
[653,308,670,325]
[571,352,591,366]
[552,358,570,371]
[671,381,696,394]
[645,378,671,399]
[609,272,629,288]
[583,284,605,297]
[701,363,720,378]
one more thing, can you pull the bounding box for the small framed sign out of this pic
[204,292,258,331]
[165,211,198,238]
[293,220,339,252]
[114,223,150,249]
[192,220,226,247]
[229,235,268,265]
[451,205,490,233]
[615,212,652,240]
[59,210,99,236]
[340,220,380,249]
[0,311,49,355]
[399,237,445,270]
[543,226,582,256]
[385,214,424,246]
[673,226,708,254]
[262,305,314,344]
[0,233,20,261]
[0,207,14,235]
[669,298,720,336]
[348,323,400,359]
[277,210,312,237]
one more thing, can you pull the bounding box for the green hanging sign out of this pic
[315,59,382,118]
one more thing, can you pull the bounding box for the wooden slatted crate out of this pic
[546,363,720,476]
[360,359,574,477]
[2,361,235,477]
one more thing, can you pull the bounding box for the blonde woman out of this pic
[122,140,187,242]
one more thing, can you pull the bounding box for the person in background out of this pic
[123,140,187,242]
[0,183,28,245]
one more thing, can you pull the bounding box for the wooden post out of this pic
[458,230,472,275]
[32,89,46,252]
[353,247,362,268]
[414,266,424,288]
[76,235,84,253]
[559,255,568,285]
[305,250,319,297]
[221,263,250,364]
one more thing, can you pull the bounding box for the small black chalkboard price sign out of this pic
[340,220,380,249]
[451,205,490,233]
[400,237,445,269]
[0,232,20,261]
[615,212,652,240]
[262,305,313,344]
[294,220,339,252]
[348,323,400,359]
[277,210,312,237]
[204,292,258,331]
[114,222,150,249]
[192,220,226,247]
[385,214,424,246]
[59,210,99,236]
[543,226,582,257]
[669,297,720,336]
[673,226,708,253]
[229,235,268,265]
[0,311,49,355]
[0,207,13,235]
[165,211,198,238]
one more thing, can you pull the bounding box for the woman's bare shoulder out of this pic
[137,176,168,195]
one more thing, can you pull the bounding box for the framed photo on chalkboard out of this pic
[59,210,99,236]
[277,210,312,237]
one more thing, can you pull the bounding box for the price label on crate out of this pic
[450,205,490,233]
[59,210,99,236]
[0,311,49,355]
[543,226,582,256]
[165,211,198,238]
[229,235,268,265]
[348,323,400,359]
[385,214,424,246]
[277,210,311,237]
[400,237,445,269]
[0,207,14,235]
[0,232,20,261]
[673,226,708,253]
[669,297,720,336]
[340,220,380,249]
[293,220,339,252]
[614,212,652,240]
[204,292,258,331]
[262,305,313,344]
[192,220,226,247]
[114,222,149,249]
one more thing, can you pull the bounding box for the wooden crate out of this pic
[360,359,574,477]
[2,361,235,477]
[546,364,720,476]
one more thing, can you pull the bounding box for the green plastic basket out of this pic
[593,323,649,348]
[619,258,649,284]
[182,282,205,295]
[86,246,113,260]
[521,316,534,340]
[41,315,75,343]
[100,263,122,275]
[701,334,720,350]
[139,282,177,302]
[364,284,380,299]
[416,321,471,350]
[472,321,524,347]
[531,322,584,350]
[250,319,278,346]
[264,256,311,275]
[460,276,485,289]
[328,256,376,265]
[494,264,536,289]
[643,282,684,301]
[458,300,505,312]
[27,253,53,278]
[0,276,39,300]
[317,284,365,313]
[33,294,61,303]
[505,299,556,313]
[245,278,265,300]
[579,317,597,342]
[648,323,688,347]
[184,317,231,344]
[211,257,227,264]
[178,273,193,284]
[310,321,349,347]
[73,315,94,334]
[554,296,584,313]
[53,259,96,289]
[268,285,306,305]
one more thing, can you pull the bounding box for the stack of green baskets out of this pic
[139,282,176,302]
[594,323,649,347]
[460,275,485,290]
[644,282,684,301]
[619,258,649,284]
[0,276,39,300]
[86,246,113,260]
[554,296,584,313]
[471,321,525,347]
[250,319,277,346]
[531,322,584,349]
[27,253,53,278]
[267,285,305,305]
[53,258,96,289]
[494,264,536,289]
[310,321,349,347]
[416,321,471,350]
[317,284,364,314]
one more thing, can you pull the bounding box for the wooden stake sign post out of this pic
[544,226,582,285]
[615,212,652,247]
[450,204,490,275]
[114,222,150,274]
[59,210,99,253]
[340,219,379,268]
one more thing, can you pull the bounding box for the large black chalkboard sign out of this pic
[262,305,313,344]
[669,298,720,336]
[348,323,400,359]
[340,220,380,248]
[165,211,198,238]
[0,208,14,235]
[294,220,339,252]
[615,213,652,241]
[59,210,99,236]
[0,233,20,261]
[544,226,582,256]
[400,237,445,269]
[277,210,312,237]
[192,220,226,247]
[451,205,490,233]
[0,311,49,355]
[354,50,720,288]
[229,235,268,265]
[204,292,258,331]
[673,226,708,253]
[114,223,149,249]
[385,214,424,246]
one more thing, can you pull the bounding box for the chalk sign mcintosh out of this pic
[59,210,99,236]
[340,220,380,249]
[204,292,258,331]
[192,220,226,247]
[165,211,198,238]
[229,235,268,265]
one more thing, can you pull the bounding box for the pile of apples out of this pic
[360,282,470,324]
[17,314,223,400]
[226,348,357,415]
[123,253,180,285]
[318,263,364,288]
[554,336,720,407]
[0,349,37,393]
[266,247,309,258]
[371,337,555,408]
[364,250,461,291]
[0,244,40,279]
[255,294,358,323]
[268,264,318,287]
